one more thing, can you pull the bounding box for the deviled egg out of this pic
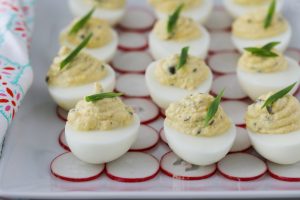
[224,0,283,18]
[164,93,236,166]
[46,38,116,111]
[148,0,213,24]
[246,85,300,164]
[60,10,118,62]
[149,5,210,60]
[69,0,126,25]
[65,84,140,164]
[231,1,291,53]
[237,42,300,100]
[145,47,213,109]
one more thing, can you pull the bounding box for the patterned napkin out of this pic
[0,0,35,152]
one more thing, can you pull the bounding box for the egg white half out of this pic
[153,0,213,24]
[68,0,125,25]
[65,114,140,164]
[145,61,213,109]
[149,25,210,60]
[164,121,236,166]
[223,0,284,18]
[248,129,300,165]
[237,57,300,100]
[60,29,118,63]
[48,64,116,111]
[232,22,291,53]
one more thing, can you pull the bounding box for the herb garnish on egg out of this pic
[264,0,276,29]
[167,4,184,37]
[60,32,93,69]
[262,82,297,114]
[85,92,123,102]
[69,7,95,35]
[244,41,280,57]
[176,46,189,70]
[204,89,225,127]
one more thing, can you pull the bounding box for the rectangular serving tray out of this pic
[1,0,300,199]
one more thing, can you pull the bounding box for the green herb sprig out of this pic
[85,92,123,102]
[264,0,276,29]
[167,4,184,35]
[244,41,280,57]
[69,7,95,35]
[204,89,225,127]
[60,32,93,70]
[262,82,297,114]
[176,46,189,70]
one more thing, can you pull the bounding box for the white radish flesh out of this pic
[56,106,68,121]
[106,152,159,182]
[116,74,149,97]
[112,51,153,73]
[205,7,232,31]
[208,52,239,74]
[118,8,155,32]
[160,152,216,180]
[217,153,267,181]
[211,74,248,100]
[230,127,251,152]
[118,33,148,51]
[50,152,104,182]
[285,48,300,64]
[209,32,235,53]
[221,100,248,125]
[58,129,70,151]
[268,161,300,182]
[130,125,159,151]
[123,98,159,124]
[159,128,168,144]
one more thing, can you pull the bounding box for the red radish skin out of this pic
[116,74,150,98]
[123,98,160,124]
[106,152,160,183]
[217,153,267,181]
[208,52,240,74]
[50,152,105,182]
[268,161,300,182]
[56,106,68,121]
[112,51,153,74]
[58,129,70,151]
[160,152,217,180]
[118,33,148,51]
[211,74,248,100]
[130,125,159,151]
[118,7,155,32]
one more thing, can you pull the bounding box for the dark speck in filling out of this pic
[80,34,85,39]
[247,19,252,23]
[101,64,105,70]
[209,120,215,126]
[168,66,176,75]
[266,106,273,115]
[193,68,197,73]
[196,129,202,135]
[45,76,49,83]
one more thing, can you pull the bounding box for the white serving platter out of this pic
[1,0,300,199]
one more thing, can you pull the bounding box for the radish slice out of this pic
[106,152,159,182]
[230,127,251,152]
[112,51,153,73]
[211,74,248,100]
[130,125,159,151]
[221,101,248,125]
[205,8,232,31]
[116,74,149,97]
[159,128,168,144]
[208,52,239,74]
[160,152,216,180]
[285,48,300,63]
[118,33,148,51]
[217,153,267,181]
[118,8,155,32]
[50,152,104,182]
[123,98,159,124]
[56,106,68,121]
[209,32,235,53]
[268,161,300,182]
[58,129,70,151]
